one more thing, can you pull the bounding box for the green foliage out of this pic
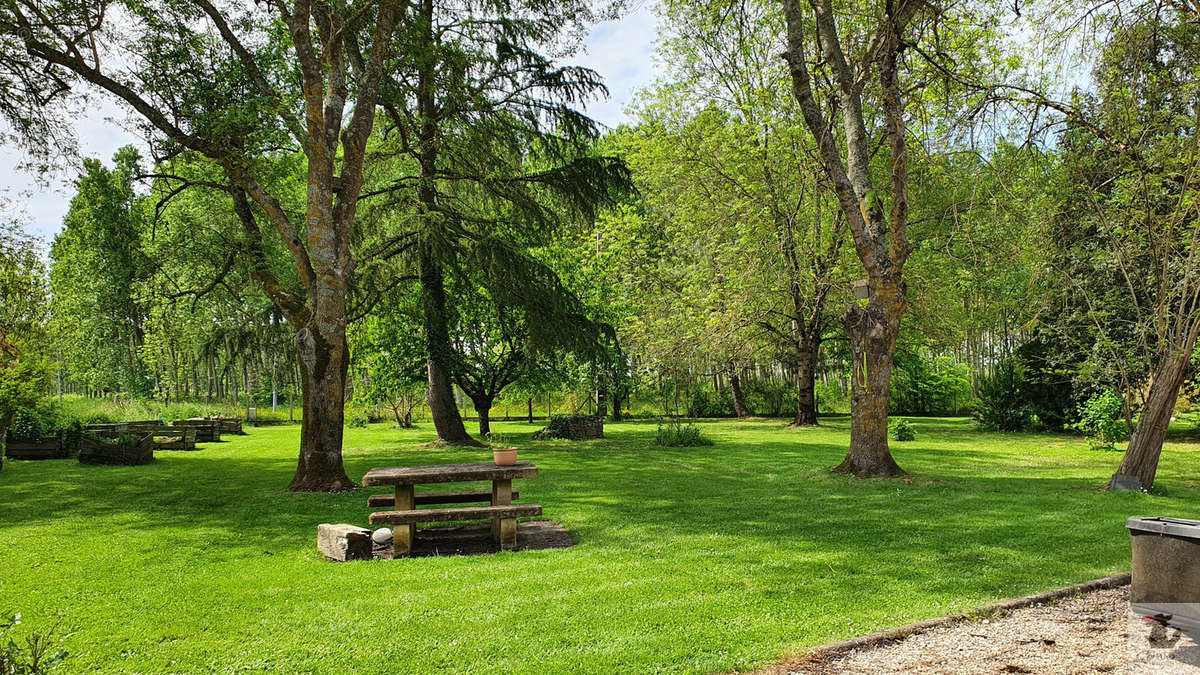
[889,418,916,442]
[0,612,66,675]
[654,419,714,447]
[1071,391,1130,450]
[975,360,1034,432]
[685,385,733,418]
[8,404,61,442]
[344,409,369,429]
[742,379,798,418]
[815,381,850,415]
[49,148,152,396]
[889,352,974,416]
[0,221,50,435]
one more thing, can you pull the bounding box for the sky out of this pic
[0,1,662,241]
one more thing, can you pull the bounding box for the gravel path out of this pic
[763,586,1200,674]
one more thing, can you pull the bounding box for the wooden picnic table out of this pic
[362,461,540,557]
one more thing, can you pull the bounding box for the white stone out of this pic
[372,527,393,545]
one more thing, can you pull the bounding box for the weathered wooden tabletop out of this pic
[362,461,538,486]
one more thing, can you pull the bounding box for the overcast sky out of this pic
[0,2,661,241]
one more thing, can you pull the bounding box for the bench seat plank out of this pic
[368,490,520,508]
[362,461,537,486]
[369,503,541,526]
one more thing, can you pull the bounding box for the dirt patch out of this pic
[372,520,574,559]
[763,586,1200,674]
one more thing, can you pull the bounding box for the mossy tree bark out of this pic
[782,0,923,476]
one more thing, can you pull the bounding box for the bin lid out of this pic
[1127,516,1200,538]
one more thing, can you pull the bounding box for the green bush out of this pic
[685,385,734,418]
[9,404,60,441]
[654,419,714,447]
[889,418,916,442]
[974,360,1034,431]
[1071,390,1129,450]
[0,612,66,674]
[889,352,974,416]
[345,409,369,429]
[742,379,797,418]
[814,381,849,415]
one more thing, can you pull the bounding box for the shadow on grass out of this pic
[0,418,1172,610]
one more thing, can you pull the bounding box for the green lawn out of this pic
[2,417,1199,673]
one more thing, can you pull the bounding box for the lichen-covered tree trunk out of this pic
[835,284,904,477]
[1112,352,1192,491]
[288,285,354,491]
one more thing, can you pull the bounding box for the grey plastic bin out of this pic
[1126,517,1200,637]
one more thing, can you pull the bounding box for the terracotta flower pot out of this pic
[493,446,518,466]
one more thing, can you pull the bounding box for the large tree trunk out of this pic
[611,390,625,421]
[288,306,355,492]
[835,285,904,478]
[421,255,472,443]
[472,394,494,437]
[1112,352,1192,491]
[730,370,752,418]
[791,340,819,426]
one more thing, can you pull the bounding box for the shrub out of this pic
[9,405,58,441]
[889,418,916,442]
[532,414,603,440]
[889,352,974,416]
[814,381,849,415]
[742,379,797,417]
[345,409,369,429]
[654,419,714,447]
[685,385,733,418]
[1071,390,1129,450]
[0,612,66,674]
[974,360,1034,431]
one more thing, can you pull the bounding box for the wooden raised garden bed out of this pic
[4,430,70,460]
[170,419,221,443]
[208,416,244,435]
[79,432,155,466]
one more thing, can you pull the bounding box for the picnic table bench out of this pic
[362,461,541,557]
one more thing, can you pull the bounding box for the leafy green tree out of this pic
[365,0,633,442]
[0,219,49,442]
[628,0,848,424]
[779,0,1005,474]
[50,147,152,396]
[1,0,406,491]
[1040,8,1200,490]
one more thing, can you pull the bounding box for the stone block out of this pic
[317,523,372,562]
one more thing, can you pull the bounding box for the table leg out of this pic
[491,479,516,549]
[393,484,415,558]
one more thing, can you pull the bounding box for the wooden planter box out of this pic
[5,430,70,460]
[208,416,244,435]
[170,419,221,443]
[124,422,198,450]
[79,433,155,466]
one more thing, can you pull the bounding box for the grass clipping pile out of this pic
[765,585,1200,674]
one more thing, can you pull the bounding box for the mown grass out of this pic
[2,417,1199,673]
